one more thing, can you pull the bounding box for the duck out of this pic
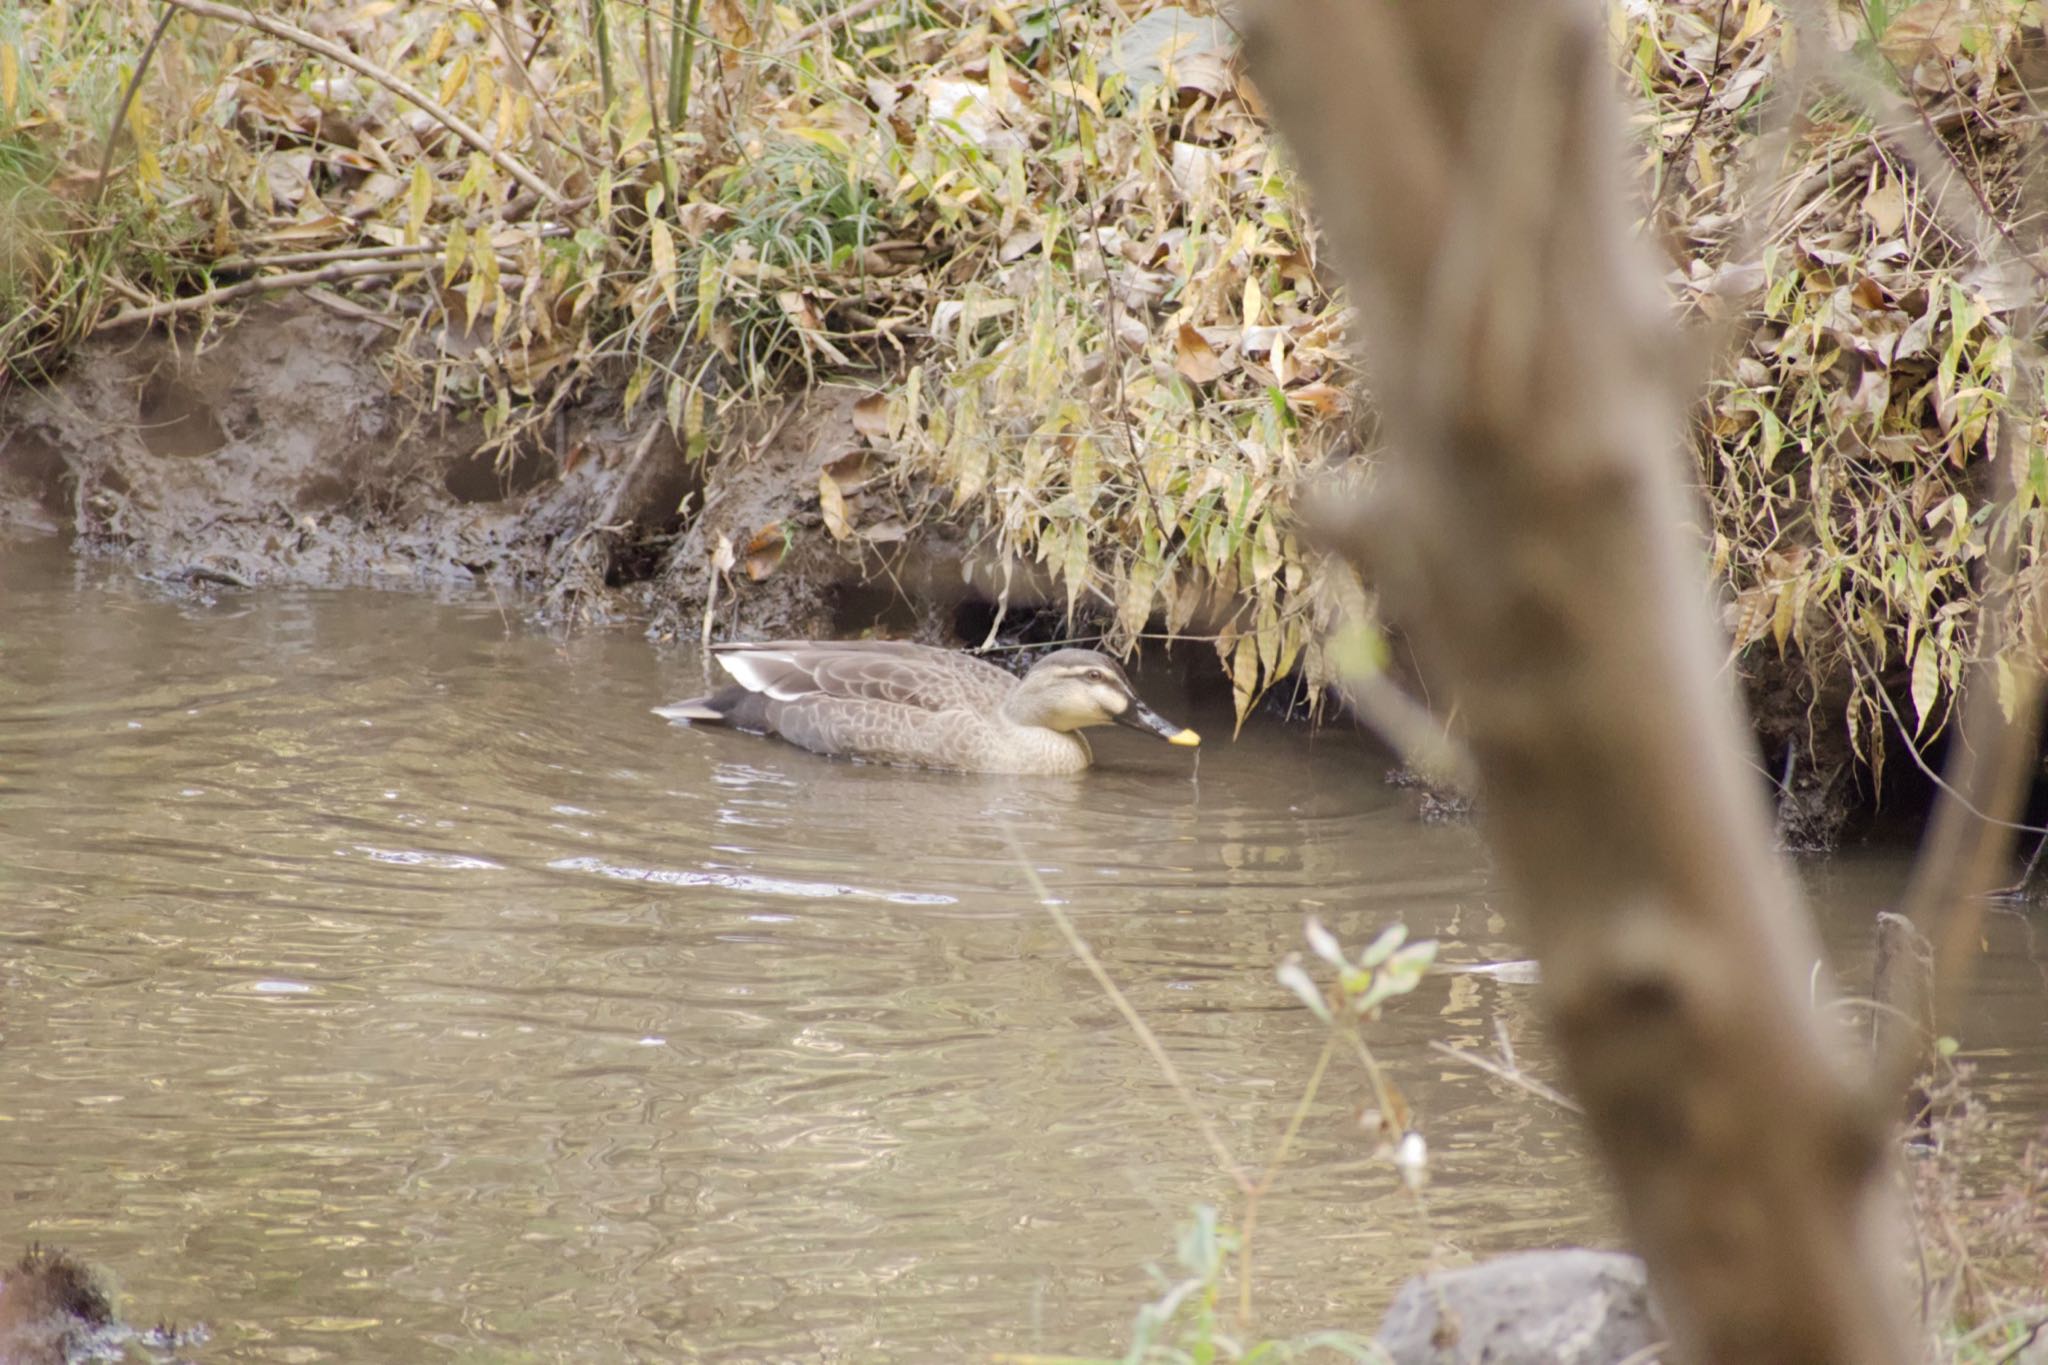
[654,639,1201,774]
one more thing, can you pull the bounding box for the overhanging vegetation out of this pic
[0,0,2042,751]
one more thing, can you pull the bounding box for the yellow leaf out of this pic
[1117,558,1159,637]
[437,52,470,109]
[1062,524,1091,609]
[444,219,468,280]
[1242,271,1264,328]
[1255,600,1281,676]
[1252,518,1281,586]
[1996,653,2019,724]
[425,22,453,64]
[818,471,852,541]
[1910,637,1940,735]
[1771,577,1796,653]
[1046,77,1101,117]
[623,360,651,415]
[408,162,431,243]
[649,218,678,314]
[1733,0,1775,46]
[986,41,1009,113]
[685,384,708,460]
[695,252,720,339]
[786,125,852,159]
[1,42,18,114]
[1230,633,1259,732]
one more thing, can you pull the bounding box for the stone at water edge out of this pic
[1375,1248,1664,1365]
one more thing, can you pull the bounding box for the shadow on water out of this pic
[2,538,2043,1360]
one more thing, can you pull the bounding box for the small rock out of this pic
[1377,1249,1665,1365]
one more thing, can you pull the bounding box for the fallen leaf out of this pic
[823,448,883,494]
[1285,382,1349,415]
[818,471,852,541]
[744,522,788,581]
[1175,322,1224,383]
[1878,0,1966,62]
[1863,179,1906,237]
[852,393,891,441]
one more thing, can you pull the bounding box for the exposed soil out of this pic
[0,305,1898,846]
[1,304,693,613]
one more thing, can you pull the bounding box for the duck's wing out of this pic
[712,641,1016,712]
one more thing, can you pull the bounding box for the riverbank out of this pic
[0,292,1925,844]
[8,0,2045,846]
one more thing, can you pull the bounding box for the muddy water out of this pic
[3,540,2043,1362]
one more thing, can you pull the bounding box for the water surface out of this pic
[2,541,2041,1360]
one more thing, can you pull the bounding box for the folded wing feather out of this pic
[712,641,1016,713]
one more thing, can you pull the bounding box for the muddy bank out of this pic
[0,304,1029,637]
[1,304,1886,842]
[1,304,693,617]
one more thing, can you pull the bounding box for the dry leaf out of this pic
[1175,322,1225,383]
[1285,382,1348,415]
[852,393,891,440]
[823,449,883,494]
[1878,0,1966,62]
[1863,180,1906,237]
[818,471,853,541]
[744,522,788,581]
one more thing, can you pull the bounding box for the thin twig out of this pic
[163,0,565,208]
[93,3,177,212]
[781,0,894,49]
[212,243,440,271]
[643,4,676,203]
[1236,1034,1334,1329]
[1650,0,1734,223]
[1835,617,2048,840]
[95,259,426,330]
[998,825,1254,1195]
[1429,1039,1582,1114]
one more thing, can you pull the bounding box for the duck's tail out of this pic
[653,697,724,723]
[653,684,767,729]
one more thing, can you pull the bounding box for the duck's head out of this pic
[1006,649,1200,747]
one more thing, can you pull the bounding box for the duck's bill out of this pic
[1117,701,1201,748]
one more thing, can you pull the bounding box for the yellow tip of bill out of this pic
[1169,728,1202,748]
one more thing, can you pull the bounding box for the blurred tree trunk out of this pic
[1240,4,1908,1363]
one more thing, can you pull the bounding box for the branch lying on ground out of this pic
[95,259,430,329]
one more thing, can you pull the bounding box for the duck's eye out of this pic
[1086,668,1108,683]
